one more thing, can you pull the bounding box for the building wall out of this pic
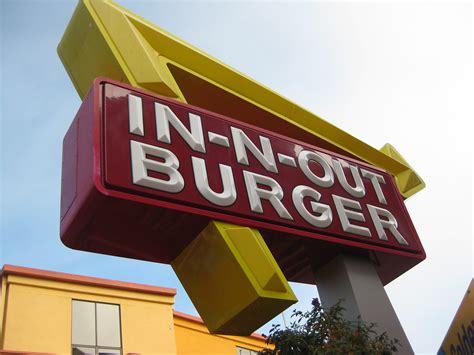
[174,312,268,355]
[2,278,71,352]
[0,266,270,355]
[0,267,177,354]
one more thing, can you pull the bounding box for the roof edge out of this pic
[172,310,267,341]
[1,264,176,297]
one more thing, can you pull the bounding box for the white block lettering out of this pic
[155,103,206,153]
[333,159,365,198]
[192,157,236,206]
[292,185,332,228]
[243,171,292,220]
[231,127,278,173]
[367,205,408,245]
[298,150,334,188]
[208,131,230,147]
[128,94,144,136]
[332,195,371,237]
[130,140,184,193]
[361,169,387,205]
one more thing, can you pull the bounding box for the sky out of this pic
[0,0,472,353]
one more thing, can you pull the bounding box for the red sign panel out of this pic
[60,78,425,285]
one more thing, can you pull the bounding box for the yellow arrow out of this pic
[58,0,424,198]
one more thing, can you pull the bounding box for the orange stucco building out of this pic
[0,265,270,354]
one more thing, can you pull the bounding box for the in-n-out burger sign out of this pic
[60,78,424,284]
[129,95,405,246]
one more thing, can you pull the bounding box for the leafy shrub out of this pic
[259,299,400,354]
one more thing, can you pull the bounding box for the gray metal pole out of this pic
[314,254,414,355]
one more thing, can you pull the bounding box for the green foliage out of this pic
[259,299,400,355]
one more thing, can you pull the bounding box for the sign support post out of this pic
[314,254,414,354]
